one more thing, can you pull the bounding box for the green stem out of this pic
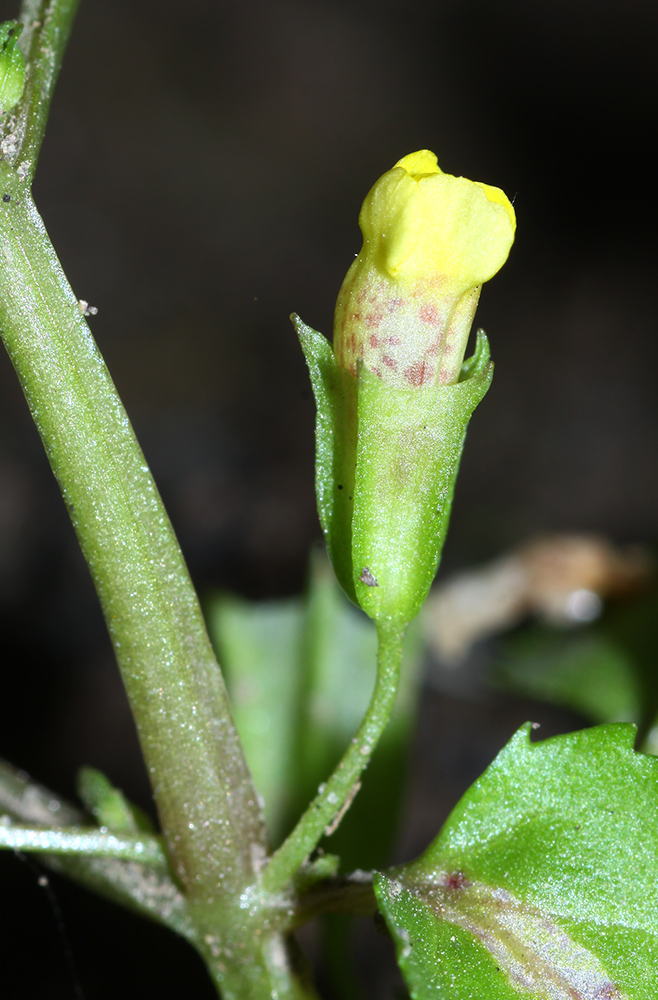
[0,824,167,866]
[0,10,316,996]
[0,0,80,185]
[0,183,267,906]
[287,872,377,928]
[198,933,319,1000]
[262,621,404,895]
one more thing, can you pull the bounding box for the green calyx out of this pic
[0,21,26,112]
[295,315,492,628]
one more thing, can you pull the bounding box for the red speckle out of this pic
[369,333,380,348]
[385,336,401,346]
[426,339,443,357]
[445,872,470,891]
[382,355,397,369]
[387,297,404,313]
[365,311,383,329]
[593,987,621,1000]
[404,361,434,386]
[419,303,439,324]
[412,277,441,299]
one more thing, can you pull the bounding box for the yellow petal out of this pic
[394,149,443,178]
[334,151,516,389]
[358,151,516,294]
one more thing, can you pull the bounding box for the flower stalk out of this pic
[262,621,403,895]
[298,151,515,629]
[279,152,515,894]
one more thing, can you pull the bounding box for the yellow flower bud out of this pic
[297,151,515,626]
[334,150,515,388]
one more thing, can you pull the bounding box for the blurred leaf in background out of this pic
[494,580,658,751]
[494,626,641,726]
[422,533,656,744]
[206,551,422,866]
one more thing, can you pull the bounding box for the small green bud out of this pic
[0,21,26,113]
[77,767,154,834]
[297,152,515,629]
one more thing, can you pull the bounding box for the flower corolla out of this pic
[334,150,515,388]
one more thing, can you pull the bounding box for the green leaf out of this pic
[375,723,658,998]
[206,589,306,840]
[494,586,658,742]
[494,626,641,724]
[77,766,155,834]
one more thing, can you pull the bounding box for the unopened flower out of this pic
[296,152,515,627]
[334,150,515,388]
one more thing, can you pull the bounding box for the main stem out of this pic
[0,181,267,905]
[262,621,404,895]
[0,6,317,996]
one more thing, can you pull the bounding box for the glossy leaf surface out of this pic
[375,724,658,998]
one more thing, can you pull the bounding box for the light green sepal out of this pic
[295,314,358,603]
[295,314,492,625]
[352,331,492,625]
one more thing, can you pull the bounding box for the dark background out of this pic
[1,0,657,995]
